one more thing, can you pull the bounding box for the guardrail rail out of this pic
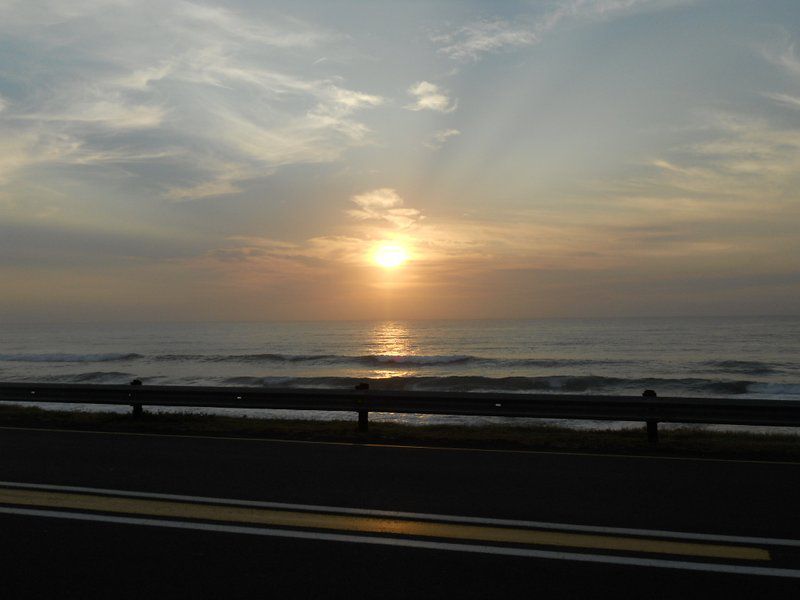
[1,381,799,443]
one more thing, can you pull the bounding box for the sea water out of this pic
[1,317,799,428]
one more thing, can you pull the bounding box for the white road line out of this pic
[2,480,799,548]
[2,424,799,466]
[1,506,799,578]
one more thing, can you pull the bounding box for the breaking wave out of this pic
[0,353,143,363]
[745,382,800,396]
[4,372,799,398]
[38,371,137,383]
[153,353,632,368]
[4,353,795,378]
[207,374,796,397]
[696,360,786,376]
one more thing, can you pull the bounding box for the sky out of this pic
[1,0,799,322]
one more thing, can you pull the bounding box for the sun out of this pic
[373,244,408,268]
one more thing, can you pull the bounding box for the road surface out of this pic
[1,426,799,598]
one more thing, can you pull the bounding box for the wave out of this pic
[364,354,474,365]
[0,351,641,369]
[746,382,800,396]
[7,371,800,398]
[153,353,632,368]
[40,371,137,383]
[697,360,786,376]
[361,355,636,368]
[153,353,475,366]
[5,352,793,379]
[5,352,794,379]
[155,353,333,363]
[216,374,791,396]
[0,353,142,363]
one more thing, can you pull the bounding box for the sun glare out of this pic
[373,244,408,268]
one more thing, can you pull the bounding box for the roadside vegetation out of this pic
[1,404,798,461]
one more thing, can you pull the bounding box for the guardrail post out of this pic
[646,420,658,444]
[643,389,658,444]
[358,410,369,432]
[355,382,369,432]
[130,379,143,418]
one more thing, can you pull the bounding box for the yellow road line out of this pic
[0,488,768,561]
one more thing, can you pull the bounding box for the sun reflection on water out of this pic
[369,369,415,380]
[365,322,419,380]
[370,321,414,358]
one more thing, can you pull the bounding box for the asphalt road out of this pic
[1,426,799,598]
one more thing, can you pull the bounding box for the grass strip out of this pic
[0,403,798,461]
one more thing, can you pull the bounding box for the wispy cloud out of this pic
[764,92,800,109]
[434,0,694,61]
[348,188,423,229]
[171,0,327,48]
[0,1,383,199]
[426,128,461,149]
[433,20,538,61]
[16,100,167,130]
[167,173,245,202]
[406,82,457,113]
[761,35,800,113]
[761,36,800,78]
[594,111,800,221]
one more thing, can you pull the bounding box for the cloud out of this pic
[761,36,800,111]
[425,128,461,149]
[17,99,166,130]
[434,0,695,61]
[171,0,327,48]
[406,82,457,113]
[330,88,384,109]
[587,110,800,237]
[205,236,321,273]
[764,92,800,109]
[204,234,376,277]
[0,219,198,268]
[167,175,243,202]
[433,20,538,61]
[0,1,384,200]
[761,36,800,78]
[348,188,423,229]
[684,113,800,182]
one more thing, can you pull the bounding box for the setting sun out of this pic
[373,244,408,268]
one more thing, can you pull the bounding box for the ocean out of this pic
[2,317,799,428]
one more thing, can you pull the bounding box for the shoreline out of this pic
[2,403,799,462]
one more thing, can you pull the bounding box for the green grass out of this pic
[1,403,798,461]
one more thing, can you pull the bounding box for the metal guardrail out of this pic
[1,381,799,443]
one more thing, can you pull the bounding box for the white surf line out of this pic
[3,424,800,466]
[0,506,798,579]
[2,480,799,549]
